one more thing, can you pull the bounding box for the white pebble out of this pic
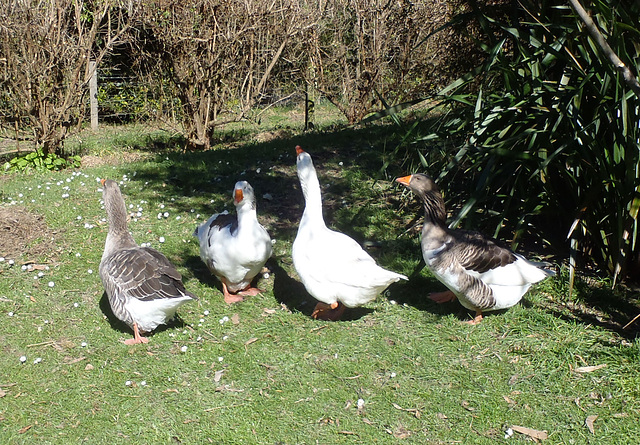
[159,237,165,243]
[81,342,87,347]
[73,302,79,308]
[125,380,132,386]
[33,357,42,364]
[8,259,14,265]
[203,310,209,316]
[48,281,55,288]
[8,311,14,317]
[19,355,27,363]
[140,381,147,386]
[505,428,514,439]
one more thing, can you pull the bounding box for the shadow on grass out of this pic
[101,124,640,339]
[528,280,640,341]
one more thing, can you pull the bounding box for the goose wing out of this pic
[102,247,196,302]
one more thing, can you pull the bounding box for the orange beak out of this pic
[295,145,304,155]
[100,178,106,186]
[234,188,244,203]
[395,175,412,186]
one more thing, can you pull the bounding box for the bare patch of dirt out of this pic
[81,151,150,168]
[0,206,59,262]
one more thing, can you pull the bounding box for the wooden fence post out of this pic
[89,60,98,131]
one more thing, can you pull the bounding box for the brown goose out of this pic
[99,179,197,344]
[293,146,407,320]
[396,173,553,324]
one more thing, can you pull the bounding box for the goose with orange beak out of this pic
[396,173,553,324]
[194,181,272,304]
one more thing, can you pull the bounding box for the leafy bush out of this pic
[4,149,82,172]
[404,0,640,284]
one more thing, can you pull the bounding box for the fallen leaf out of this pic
[338,431,356,435]
[436,412,448,420]
[511,425,548,441]
[585,415,597,434]
[0,389,6,398]
[574,364,606,373]
[244,337,258,346]
[461,400,475,411]
[64,356,86,365]
[503,395,516,405]
[84,363,94,371]
[392,426,412,439]
[18,425,32,434]
[392,403,421,418]
[231,313,240,325]
[29,295,36,302]
[213,370,224,383]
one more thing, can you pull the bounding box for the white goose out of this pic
[194,181,272,304]
[293,146,407,320]
[396,173,553,324]
[99,179,197,345]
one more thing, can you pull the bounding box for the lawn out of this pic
[1,114,639,444]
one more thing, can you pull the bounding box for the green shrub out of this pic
[3,149,82,172]
[404,0,640,284]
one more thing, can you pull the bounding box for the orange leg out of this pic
[124,323,149,345]
[429,290,457,303]
[311,301,346,321]
[222,280,244,304]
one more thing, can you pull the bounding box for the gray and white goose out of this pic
[293,146,407,320]
[396,173,553,324]
[99,179,197,344]
[193,180,272,304]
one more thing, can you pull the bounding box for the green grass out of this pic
[1,119,639,444]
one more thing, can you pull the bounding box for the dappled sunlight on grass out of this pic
[1,121,638,443]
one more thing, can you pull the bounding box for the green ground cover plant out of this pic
[0,122,639,444]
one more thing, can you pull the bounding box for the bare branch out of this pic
[568,0,640,98]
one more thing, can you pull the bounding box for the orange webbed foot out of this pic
[463,311,484,325]
[311,301,346,321]
[237,287,263,297]
[222,281,244,304]
[429,290,457,303]
[124,323,149,345]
